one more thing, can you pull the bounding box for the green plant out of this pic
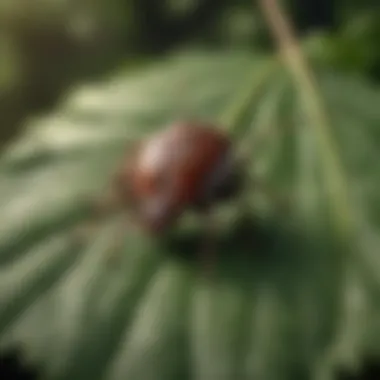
[0,48,380,380]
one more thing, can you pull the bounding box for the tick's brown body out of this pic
[114,121,242,234]
[79,119,288,271]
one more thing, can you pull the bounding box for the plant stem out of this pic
[257,0,355,240]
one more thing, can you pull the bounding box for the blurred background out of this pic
[0,0,379,148]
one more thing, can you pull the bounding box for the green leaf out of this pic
[0,50,379,380]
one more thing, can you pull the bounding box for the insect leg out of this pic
[103,214,135,265]
[199,209,219,280]
[252,177,293,215]
[72,187,121,247]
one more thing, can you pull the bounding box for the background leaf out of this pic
[0,49,380,380]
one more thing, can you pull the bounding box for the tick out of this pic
[76,120,288,273]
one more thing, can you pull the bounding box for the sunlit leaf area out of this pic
[0,1,380,379]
